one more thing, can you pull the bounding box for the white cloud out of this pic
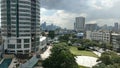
[41,0,120,29]
[90,0,114,10]
[79,13,88,18]
[41,8,120,29]
[41,8,47,14]
[41,9,77,29]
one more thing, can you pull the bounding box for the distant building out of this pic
[86,31,92,40]
[41,22,47,30]
[85,23,97,31]
[39,36,47,52]
[41,23,61,31]
[76,33,84,39]
[118,24,120,33]
[86,30,120,50]
[86,31,111,43]
[111,33,120,51]
[74,17,85,32]
[107,26,114,31]
[114,22,119,33]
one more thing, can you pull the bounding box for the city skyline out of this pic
[0,0,120,29]
[41,0,120,29]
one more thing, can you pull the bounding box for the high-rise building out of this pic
[114,22,119,33]
[41,22,47,30]
[1,0,40,54]
[74,17,85,32]
[85,23,97,31]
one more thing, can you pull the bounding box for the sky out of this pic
[41,0,120,29]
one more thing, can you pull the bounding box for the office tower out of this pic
[1,0,40,54]
[85,23,97,31]
[41,22,47,30]
[114,22,119,33]
[74,17,85,32]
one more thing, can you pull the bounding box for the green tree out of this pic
[106,43,113,50]
[99,51,120,65]
[93,63,106,68]
[85,41,100,47]
[59,34,70,42]
[94,51,120,68]
[100,43,113,50]
[42,43,79,68]
[93,63,120,68]
[48,31,55,39]
[41,32,46,36]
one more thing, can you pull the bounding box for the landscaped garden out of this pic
[69,46,98,58]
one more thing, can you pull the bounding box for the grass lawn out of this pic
[69,46,98,58]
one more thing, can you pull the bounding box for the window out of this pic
[24,50,29,53]
[24,39,29,43]
[17,50,23,53]
[17,39,21,43]
[17,44,21,48]
[8,40,9,43]
[8,44,15,49]
[24,44,29,48]
[10,50,15,52]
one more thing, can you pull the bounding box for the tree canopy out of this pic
[93,51,120,68]
[48,31,55,39]
[59,34,70,43]
[42,43,79,68]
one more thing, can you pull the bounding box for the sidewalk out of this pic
[9,58,17,68]
[41,46,52,60]
[20,54,39,68]
[20,46,52,68]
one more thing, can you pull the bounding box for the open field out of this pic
[69,46,98,58]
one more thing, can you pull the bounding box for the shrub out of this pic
[77,46,85,50]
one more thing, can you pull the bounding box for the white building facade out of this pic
[86,31,92,40]
[39,36,47,51]
[1,0,40,54]
[111,33,120,50]
[86,31,111,43]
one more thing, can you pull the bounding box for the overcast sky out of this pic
[0,0,120,29]
[41,0,120,29]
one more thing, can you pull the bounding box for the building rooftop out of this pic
[112,33,120,36]
[40,36,46,42]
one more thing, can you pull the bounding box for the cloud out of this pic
[41,0,120,29]
[41,8,92,29]
[41,9,78,29]
[41,0,90,12]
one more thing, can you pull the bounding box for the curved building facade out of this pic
[1,0,40,54]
